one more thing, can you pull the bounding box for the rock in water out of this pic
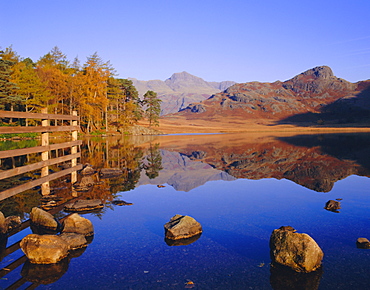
[324,200,341,212]
[80,164,95,176]
[0,212,7,234]
[270,226,323,273]
[99,168,123,178]
[64,199,103,212]
[356,238,370,249]
[30,207,58,231]
[62,213,94,236]
[164,215,202,240]
[59,233,87,250]
[5,216,21,232]
[20,234,69,264]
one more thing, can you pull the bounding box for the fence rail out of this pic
[0,108,81,201]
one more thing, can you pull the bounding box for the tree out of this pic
[11,58,50,113]
[142,90,161,127]
[36,47,70,114]
[0,48,19,111]
[79,52,111,133]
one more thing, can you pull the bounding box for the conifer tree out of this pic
[142,90,161,127]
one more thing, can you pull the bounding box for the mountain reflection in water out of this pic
[86,132,370,193]
[1,132,370,289]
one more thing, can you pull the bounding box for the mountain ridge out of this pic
[175,66,370,126]
[129,72,235,115]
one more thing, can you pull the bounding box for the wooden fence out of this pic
[0,108,82,201]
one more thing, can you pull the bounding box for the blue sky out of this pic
[1,0,369,83]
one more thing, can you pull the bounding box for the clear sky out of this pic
[1,0,369,83]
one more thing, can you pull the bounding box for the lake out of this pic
[1,132,370,289]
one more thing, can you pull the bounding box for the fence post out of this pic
[71,111,78,185]
[41,108,50,195]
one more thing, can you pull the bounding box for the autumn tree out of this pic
[79,52,111,133]
[11,58,50,113]
[142,90,161,127]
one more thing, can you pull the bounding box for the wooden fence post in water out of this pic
[71,111,78,185]
[41,108,50,195]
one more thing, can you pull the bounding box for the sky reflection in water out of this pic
[1,133,370,289]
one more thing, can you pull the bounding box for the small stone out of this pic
[5,216,21,232]
[64,199,103,213]
[80,164,95,176]
[112,200,133,206]
[99,168,123,178]
[324,200,341,212]
[356,238,370,249]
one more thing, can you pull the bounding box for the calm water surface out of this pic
[1,133,370,289]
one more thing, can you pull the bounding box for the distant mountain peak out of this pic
[128,72,235,115]
[301,65,334,79]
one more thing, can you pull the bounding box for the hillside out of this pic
[129,72,235,115]
[173,66,370,127]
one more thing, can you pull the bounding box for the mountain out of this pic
[129,72,235,115]
[176,66,370,125]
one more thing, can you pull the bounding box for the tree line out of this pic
[0,46,161,133]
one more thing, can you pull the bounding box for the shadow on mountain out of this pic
[274,85,370,127]
[277,133,370,173]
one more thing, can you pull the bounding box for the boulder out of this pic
[62,213,94,236]
[164,215,202,240]
[270,226,324,273]
[64,199,103,213]
[20,234,69,264]
[356,238,370,249]
[59,233,87,250]
[30,207,58,231]
[324,200,341,212]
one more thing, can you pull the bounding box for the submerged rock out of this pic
[324,200,341,212]
[59,233,87,250]
[164,215,202,240]
[62,213,94,236]
[356,238,370,249]
[73,176,95,192]
[112,200,133,206]
[5,216,21,232]
[20,234,69,264]
[80,164,96,176]
[64,199,103,213]
[270,226,323,273]
[99,168,123,179]
[30,207,58,231]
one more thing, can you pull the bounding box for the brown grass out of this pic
[155,115,370,135]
